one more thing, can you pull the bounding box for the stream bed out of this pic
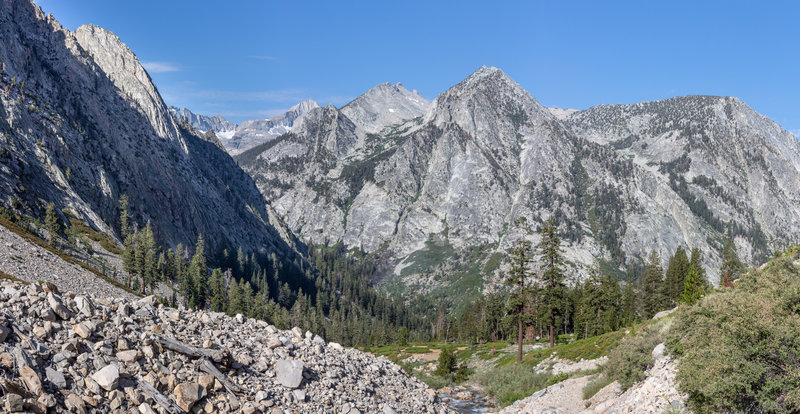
[439,388,495,413]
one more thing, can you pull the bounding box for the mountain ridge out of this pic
[236,66,800,302]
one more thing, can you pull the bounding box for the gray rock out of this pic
[45,367,67,389]
[92,364,120,391]
[48,293,74,320]
[5,393,23,412]
[275,359,304,388]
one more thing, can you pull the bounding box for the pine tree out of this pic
[720,240,741,288]
[141,221,159,294]
[187,235,207,309]
[208,268,226,312]
[642,250,664,318]
[122,233,136,288]
[45,203,60,246]
[538,218,566,349]
[689,247,708,289]
[118,195,130,238]
[506,217,533,362]
[227,278,241,315]
[680,262,705,305]
[663,246,689,307]
[621,275,637,326]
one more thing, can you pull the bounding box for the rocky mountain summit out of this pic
[0,0,298,257]
[167,107,236,141]
[0,279,452,413]
[237,66,800,301]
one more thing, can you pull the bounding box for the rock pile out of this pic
[0,279,452,413]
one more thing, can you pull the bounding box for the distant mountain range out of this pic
[169,100,319,155]
[233,66,800,303]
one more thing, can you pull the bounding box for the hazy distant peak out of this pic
[340,81,430,134]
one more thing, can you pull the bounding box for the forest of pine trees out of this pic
[114,194,743,352]
[422,224,742,358]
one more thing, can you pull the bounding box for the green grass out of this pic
[0,214,137,296]
[492,330,626,368]
[0,269,27,284]
[65,213,123,255]
[474,364,557,407]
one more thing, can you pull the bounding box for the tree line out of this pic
[427,219,744,363]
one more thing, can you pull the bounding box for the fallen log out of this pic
[155,335,228,365]
[136,376,185,414]
[198,358,243,395]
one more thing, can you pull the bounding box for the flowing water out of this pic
[440,388,495,413]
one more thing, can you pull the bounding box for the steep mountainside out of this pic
[237,66,800,301]
[168,106,237,140]
[0,0,298,258]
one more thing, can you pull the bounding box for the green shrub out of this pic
[666,246,800,414]
[544,372,569,387]
[435,346,457,377]
[604,323,662,390]
[474,365,554,407]
[582,374,613,400]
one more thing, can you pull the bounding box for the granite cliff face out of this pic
[0,0,298,258]
[237,66,800,299]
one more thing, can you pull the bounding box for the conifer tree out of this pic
[187,235,207,309]
[663,246,689,307]
[680,262,705,305]
[720,240,741,288]
[506,217,533,362]
[45,203,60,246]
[538,218,566,348]
[118,195,130,238]
[689,247,708,288]
[642,250,664,318]
[208,268,226,312]
[141,221,159,294]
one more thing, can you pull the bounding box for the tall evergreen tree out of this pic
[506,217,533,362]
[720,240,741,288]
[538,218,567,349]
[187,235,208,309]
[141,221,159,294]
[641,250,664,318]
[44,203,60,246]
[663,246,689,307]
[118,195,130,238]
[208,268,226,312]
[680,262,705,305]
[689,247,708,288]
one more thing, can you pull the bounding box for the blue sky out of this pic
[39,1,799,135]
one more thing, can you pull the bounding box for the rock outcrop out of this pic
[0,0,299,259]
[0,279,453,413]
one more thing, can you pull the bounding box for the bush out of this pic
[582,374,613,400]
[604,323,663,390]
[435,346,457,377]
[666,246,800,414]
[474,365,554,407]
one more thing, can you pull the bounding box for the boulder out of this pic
[47,293,74,320]
[45,367,67,389]
[173,382,206,411]
[19,365,43,395]
[91,364,120,391]
[275,359,304,388]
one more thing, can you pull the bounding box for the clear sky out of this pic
[38,1,799,135]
